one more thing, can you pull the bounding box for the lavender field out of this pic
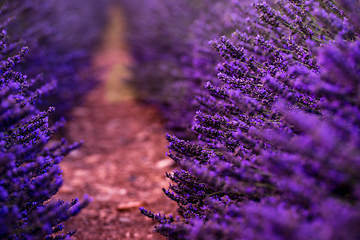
[1,0,360,239]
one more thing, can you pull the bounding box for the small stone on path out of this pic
[155,159,175,169]
[117,201,145,211]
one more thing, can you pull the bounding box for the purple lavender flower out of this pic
[122,0,236,138]
[0,2,97,238]
[136,0,360,239]
[5,0,109,120]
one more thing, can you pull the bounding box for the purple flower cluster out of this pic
[0,34,89,239]
[135,0,360,239]
[5,0,109,120]
[122,0,236,138]
[0,1,110,239]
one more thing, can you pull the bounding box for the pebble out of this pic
[68,149,82,158]
[118,217,131,223]
[155,159,174,169]
[58,185,74,194]
[117,201,144,211]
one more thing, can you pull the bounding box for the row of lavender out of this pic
[125,0,360,239]
[1,1,108,239]
[121,0,235,139]
[7,0,109,120]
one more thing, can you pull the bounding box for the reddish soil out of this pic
[54,7,177,240]
[56,86,176,240]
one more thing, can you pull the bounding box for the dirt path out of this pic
[54,7,176,240]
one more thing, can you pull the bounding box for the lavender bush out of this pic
[122,0,236,138]
[0,1,110,238]
[0,33,89,240]
[139,0,360,239]
[5,0,109,120]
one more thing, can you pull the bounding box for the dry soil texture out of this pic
[54,7,177,240]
